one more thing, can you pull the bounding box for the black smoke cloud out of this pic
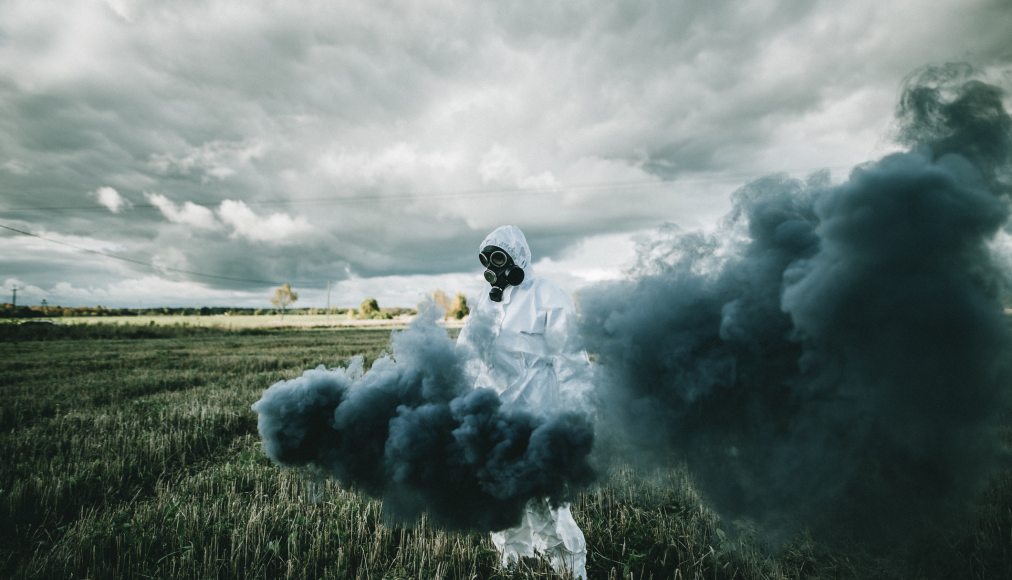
[580,65,1012,543]
[251,305,594,532]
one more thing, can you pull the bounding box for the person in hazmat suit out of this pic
[456,224,593,580]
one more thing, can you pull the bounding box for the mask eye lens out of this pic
[490,251,508,268]
[479,253,489,267]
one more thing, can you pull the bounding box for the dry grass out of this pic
[33,314,467,330]
[1,327,1008,579]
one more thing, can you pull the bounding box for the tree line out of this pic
[0,286,469,320]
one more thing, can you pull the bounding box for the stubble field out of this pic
[1,322,1009,579]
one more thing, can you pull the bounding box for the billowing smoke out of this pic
[580,65,1012,544]
[251,305,595,532]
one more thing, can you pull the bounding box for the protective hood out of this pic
[480,225,532,272]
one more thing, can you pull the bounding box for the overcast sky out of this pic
[1,0,1010,308]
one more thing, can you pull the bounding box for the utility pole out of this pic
[326,281,332,314]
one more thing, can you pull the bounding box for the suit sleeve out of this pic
[455,299,496,390]
[543,292,595,416]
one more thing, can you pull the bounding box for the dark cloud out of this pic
[579,67,1012,546]
[1,1,1010,305]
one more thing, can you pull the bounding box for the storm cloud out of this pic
[2,1,1011,306]
[579,66,1012,544]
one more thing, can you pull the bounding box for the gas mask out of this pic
[479,245,525,302]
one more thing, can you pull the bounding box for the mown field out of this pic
[1,323,1009,579]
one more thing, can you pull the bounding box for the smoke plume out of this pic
[579,65,1012,543]
[251,305,595,532]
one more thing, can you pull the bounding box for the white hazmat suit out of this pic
[456,225,593,580]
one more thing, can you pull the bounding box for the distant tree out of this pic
[358,297,380,320]
[433,289,452,313]
[449,292,469,320]
[432,289,468,319]
[271,283,299,319]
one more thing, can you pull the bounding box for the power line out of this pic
[0,168,853,213]
[0,222,295,287]
[2,180,664,212]
[0,167,856,289]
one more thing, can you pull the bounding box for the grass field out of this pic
[26,313,443,329]
[1,323,1009,579]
